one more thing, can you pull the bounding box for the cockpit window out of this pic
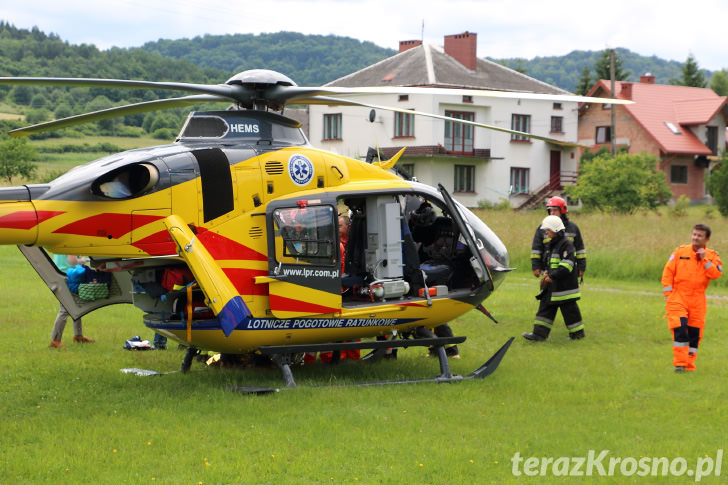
[92,163,160,199]
[273,206,336,265]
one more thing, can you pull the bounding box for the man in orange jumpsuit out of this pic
[661,224,722,372]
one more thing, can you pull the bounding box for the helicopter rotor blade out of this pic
[0,76,244,98]
[300,96,587,148]
[9,94,229,137]
[290,85,632,106]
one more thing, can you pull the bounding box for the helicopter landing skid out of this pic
[229,336,514,394]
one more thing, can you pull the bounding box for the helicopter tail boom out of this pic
[0,200,39,245]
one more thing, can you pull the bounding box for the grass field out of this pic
[1,209,728,483]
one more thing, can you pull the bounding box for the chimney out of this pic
[444,31,477,70]
[399,40,422,53]
[620,82,633,100]
[640,73,655,84]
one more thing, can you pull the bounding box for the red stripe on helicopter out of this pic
[268,294,338,314]
[53,213,164,238]
[0,210,64,230]
[131,230,176,255]
[222,268,269,296]
[197,230,267,261]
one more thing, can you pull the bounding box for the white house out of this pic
[307,32,580,208]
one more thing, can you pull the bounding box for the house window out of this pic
[706,126,718,155]
[510,167,530,195]
[595,126,611,144]
[462,95,473,103]
[454,165,475,192]
[670,165,688,184]
[553,102,562,110]
[323,113,342,140]
[400,163,414,177]
[511,114,531,141]
[444,111,474,154]
[550,116,563,133]
[394,110,414,137]
[398,95,409,102]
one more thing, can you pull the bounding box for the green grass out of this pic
[1,208,728,483]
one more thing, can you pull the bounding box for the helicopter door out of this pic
[17,245,133,320]
[266,205,341,319]
[437,184,494,291]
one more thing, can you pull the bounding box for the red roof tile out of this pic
[587,80,727,155]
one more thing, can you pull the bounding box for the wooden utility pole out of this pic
[610,49,617,155]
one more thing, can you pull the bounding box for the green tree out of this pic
[575,66,594,95]
[30,93,47,108]
[9,85,32,105]
[567,151,671,213]
[594,49,631,81]
[707,152,728,216]
[25,108,51,125]
[670,54,706,87]
[0,137,37,182]
[709,69,728,96]
[54,104,73,120]
[86,95,116,132]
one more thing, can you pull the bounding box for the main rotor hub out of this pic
[225,69,297,87]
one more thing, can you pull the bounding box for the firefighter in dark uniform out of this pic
[531,196,586,279]
[523,215,585,341]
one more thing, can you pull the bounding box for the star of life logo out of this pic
[288,154,314,186]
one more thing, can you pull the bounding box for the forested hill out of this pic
[496,48,693,93]
[0,22,228,85]
[140,32,397,86]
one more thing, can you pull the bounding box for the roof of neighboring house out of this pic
[586,80,728,155]
[326,44,570,95]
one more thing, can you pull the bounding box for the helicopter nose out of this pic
[0,187,39,245]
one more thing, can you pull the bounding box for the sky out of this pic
[1,0,727,71]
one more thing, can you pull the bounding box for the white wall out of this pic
[307,93,579,206]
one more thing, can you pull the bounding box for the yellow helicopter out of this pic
[0,70,624,390]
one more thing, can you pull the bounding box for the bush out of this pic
[567,151,672,213]
[707,152,728,216]
[477,198,512,210]
[671,194,690,217]
[152,127,176,140]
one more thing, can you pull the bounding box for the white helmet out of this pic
[540,215,565,233]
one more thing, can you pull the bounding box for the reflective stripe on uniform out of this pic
[551,289,581,301]
[663,286,673,292]
[535,316,554,326]
[559,259,575,271]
